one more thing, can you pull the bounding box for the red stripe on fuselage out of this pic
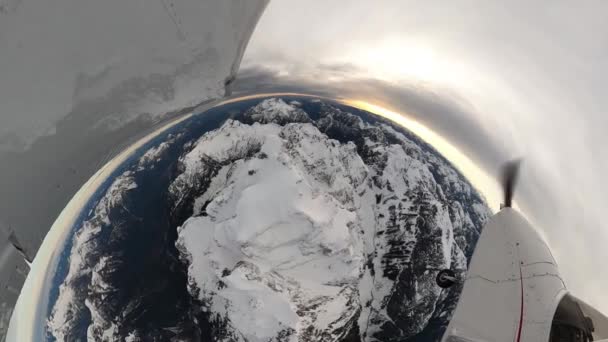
[516,265,524,342]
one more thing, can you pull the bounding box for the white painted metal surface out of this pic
[442,208,567,342]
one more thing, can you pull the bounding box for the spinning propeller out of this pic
[500,159,522,209]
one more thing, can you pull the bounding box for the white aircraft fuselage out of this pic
[442,208,607,342]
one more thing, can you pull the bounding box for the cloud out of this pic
[234,65,509,169]
[241,0,608,314]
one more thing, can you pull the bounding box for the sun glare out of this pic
[342,99,501,212]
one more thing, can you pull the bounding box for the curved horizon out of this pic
[9,92,501,340]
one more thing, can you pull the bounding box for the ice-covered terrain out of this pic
[174,119,367,341]
[47,97,490,341]
[171,98,490,341]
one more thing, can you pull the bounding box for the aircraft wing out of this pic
[0,1,268,340]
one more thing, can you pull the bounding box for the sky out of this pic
[240,0,608,313]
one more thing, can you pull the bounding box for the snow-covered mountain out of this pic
[48,171,139,341]
[170,98,491,341]
[47,97,490,342]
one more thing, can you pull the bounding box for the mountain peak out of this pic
[243,98,311,125]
